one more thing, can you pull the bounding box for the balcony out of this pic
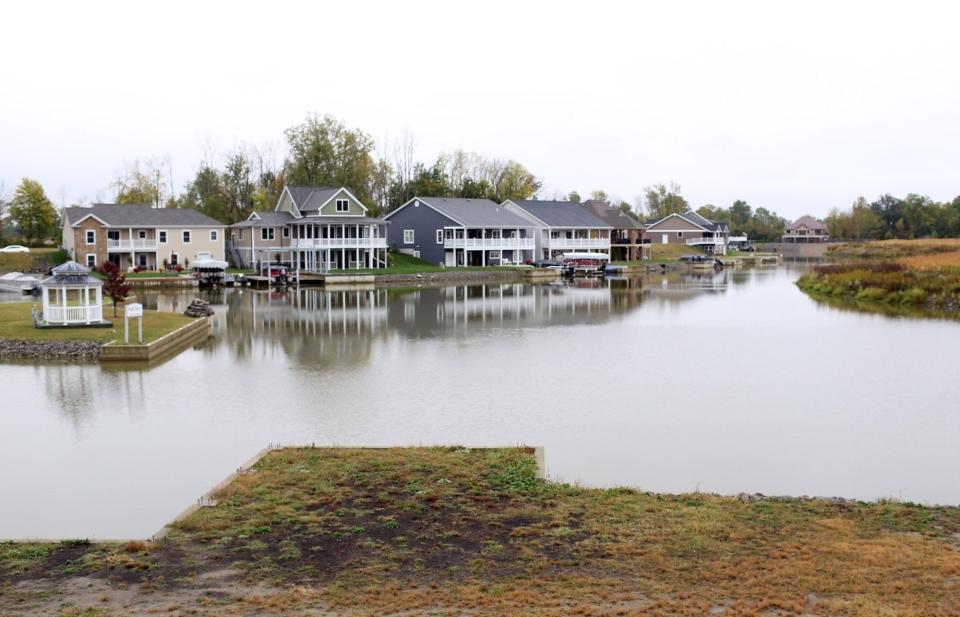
[291,237,388,249]
[545,237,610,248]
[445,237,534,249]
[107,239,158,251]
[686,236,726,246]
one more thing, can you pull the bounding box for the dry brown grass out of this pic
[897,250,960,271]
[3,448,960,616]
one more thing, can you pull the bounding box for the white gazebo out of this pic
[40,261,105,326]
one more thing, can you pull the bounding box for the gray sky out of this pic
[2,0,958,219]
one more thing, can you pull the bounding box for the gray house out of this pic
[501,200,612,260]
[384,197,536,266]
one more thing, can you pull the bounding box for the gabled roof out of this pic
[229,211,296,228]
[386,197,534,227]
[645,211,728,233]
[508,200,612,228]
[65,204,225,227]
[787,215,827,231]
[285,186,366,212]
[579,200,644,230]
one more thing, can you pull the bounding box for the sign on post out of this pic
[125,303,144,344]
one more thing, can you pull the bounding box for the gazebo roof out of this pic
[41,261,103,287]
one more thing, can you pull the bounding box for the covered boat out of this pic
[560,252,610,277]
[0,272,41,294]
[191,251,228,286]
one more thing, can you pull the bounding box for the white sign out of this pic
[125,303,143,318]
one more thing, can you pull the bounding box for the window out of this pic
[261,227,275,241]
[170,252,179,266]
[138,230,147,239]
[445,229,453,240]
[413,250,421,258]
[238,229,243,240]
[283,227,289,238]
[85,230,96,244]
[86,253,97,267]
[158,230,167,243]
[182,230,191,243]
[107,230,119,241]
[436,230,443,244]
[335,199,349,212]
[210,230,218,241]
[403,229,415,244]
[677,231,684,238]
[138,254,147,268]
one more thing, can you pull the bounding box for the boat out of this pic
[0,272,41,294]
[560,252,610,277]
[191,252,229,287]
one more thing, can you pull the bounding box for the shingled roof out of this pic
[387,197,534,227]
[65,204,224,227]
[786,215,827,231]
[508,200,612,228]
[579,200,644,230]
[285,186,352,211]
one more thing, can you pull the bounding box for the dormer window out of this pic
[336,199,349,212]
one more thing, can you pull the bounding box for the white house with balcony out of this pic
[384,197,536,266]
[501,200,612,260]
[643,211,730,255]
[228,186,389,271]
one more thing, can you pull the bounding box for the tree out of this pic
[642,182,689,219]
[97,260,131,317]
[8,178,58,244]
[0,181,7,239]
[567,190,581,203]
[589,190,609,202]
[113,159,171,207]
[284,114,377,204]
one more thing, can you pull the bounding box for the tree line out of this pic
[825,194,960,240]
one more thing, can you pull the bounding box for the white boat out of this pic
[191,252,228,270]
[0,272,41,294]
[560,252,610,277]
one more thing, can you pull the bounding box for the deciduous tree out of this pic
[642,182,689,219]
[9,178,58,244]
[97,260,131,317]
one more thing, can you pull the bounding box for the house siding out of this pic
[317,189,366,216]
[645,215,705,244]
[386,203,457,265]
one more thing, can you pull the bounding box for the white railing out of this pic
[107,239,158,251]
[545,237,610,248]
[291,237,388,249]
[445,237,535,248]
[686,236,726,245]
[45,305,102,324]
[728,235,748,243]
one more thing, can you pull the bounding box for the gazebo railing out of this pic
[45,305,102,324]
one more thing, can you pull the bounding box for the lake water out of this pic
[2,265,959,539]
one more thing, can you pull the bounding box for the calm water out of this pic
[2,266,959,539]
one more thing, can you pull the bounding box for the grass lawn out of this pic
[328,251,527,275]
[3,447,960,615]
[0,302,196,344]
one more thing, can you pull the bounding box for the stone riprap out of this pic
[0,339,101,361]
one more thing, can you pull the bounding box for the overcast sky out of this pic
[2,0,958,219]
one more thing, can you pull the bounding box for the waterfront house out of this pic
[578,199,647,261]
[228,186,389,271]
[782,215,829,243]
[384,197,536,266]
[501,200,612,260]
[62,204,226,271]
[643,211,730,255]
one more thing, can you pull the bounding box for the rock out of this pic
[183,298,214,318]
[0,338,100,361]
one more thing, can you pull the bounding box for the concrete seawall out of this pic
[100,317,211,363]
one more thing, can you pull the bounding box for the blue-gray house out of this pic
[384,197,536,266]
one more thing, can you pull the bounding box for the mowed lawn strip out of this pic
[3,447,960,615]
[0,302,196,344]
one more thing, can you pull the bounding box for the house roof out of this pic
[579,200,644,230]
[787,215,827,231]
[645,211,729,233]
[229,211,296,228]
[509,200,612,228]
[286,186,348,211]
[389,197,534,227]
[66,204,224,228]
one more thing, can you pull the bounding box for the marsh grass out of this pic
[4,447,960,615]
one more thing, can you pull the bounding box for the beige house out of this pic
[643,211,730,255]
[783,215,829,242]
[62,204,226,271]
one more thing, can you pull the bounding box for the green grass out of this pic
[0,302,197,344]
[4,447,960,616]
[328,251,527,275]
